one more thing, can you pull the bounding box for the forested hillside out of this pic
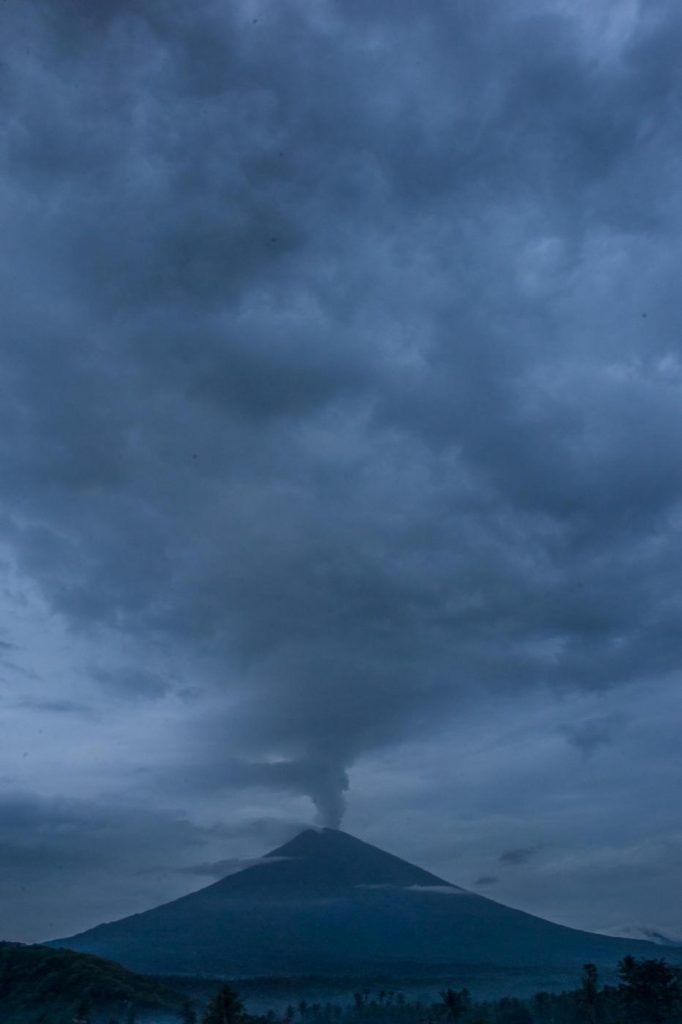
[0,942,183,1023]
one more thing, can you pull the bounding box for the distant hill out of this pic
[51,828,679,982]
[0,941,183,1023]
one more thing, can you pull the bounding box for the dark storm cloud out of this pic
[91,666,172,701]
[499,847,540,867]
[0,791,215,940]
[0,790,303,940]
[175,858,248,878]
[11,698,91,715]
[561,714,625,755]
[176,855,290,878]
[0,792,200,873]
[2,0,682,835]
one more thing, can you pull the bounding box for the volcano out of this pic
[51,828,667,979]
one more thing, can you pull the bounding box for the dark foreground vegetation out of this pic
[232,959,682,1024]
[1,945,681,1024]
[0,942,183,1023]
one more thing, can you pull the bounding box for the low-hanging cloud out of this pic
[499,847,540,867]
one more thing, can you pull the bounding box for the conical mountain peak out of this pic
[266,827,354,856]
[221,826,457,895]
[51,826,669,980]
[267,826,402,860]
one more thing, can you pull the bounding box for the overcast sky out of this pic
[2,0,682,946]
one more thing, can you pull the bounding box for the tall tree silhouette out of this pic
[440,988,471,1024]
[580,963,599,1024]
[202,984,245,1024]
[619,956,681,1024]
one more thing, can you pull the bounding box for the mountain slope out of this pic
[51,828,672,978]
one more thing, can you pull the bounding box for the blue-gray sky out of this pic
[1,0,682,944]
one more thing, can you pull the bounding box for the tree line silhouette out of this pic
[157,957,682,1024]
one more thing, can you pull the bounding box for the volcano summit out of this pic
[52,828,665,979]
